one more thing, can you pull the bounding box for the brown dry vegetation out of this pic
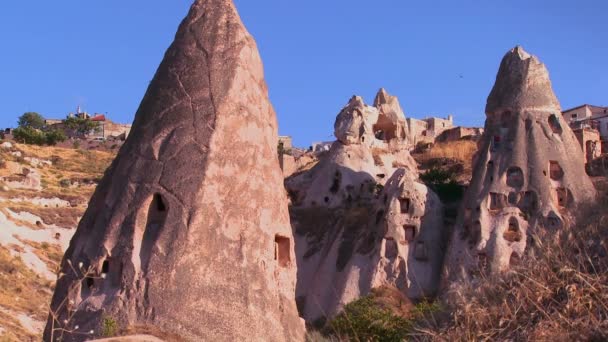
[413,140,478,184]
[0,246,54,341]
[0,142,115,340]
[414,194,608,341]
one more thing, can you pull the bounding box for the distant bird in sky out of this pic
[459,74,464,79]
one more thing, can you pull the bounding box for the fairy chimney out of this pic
[287,93,445,323]
[44,1,304,341]
[447,46,596,277]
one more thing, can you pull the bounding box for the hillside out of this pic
[0,141,115,341]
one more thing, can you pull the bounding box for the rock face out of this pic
[44,1,304,341]
[447,46,596,277]
[287,91,445,323]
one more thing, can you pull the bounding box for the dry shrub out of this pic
[417,195,608,341]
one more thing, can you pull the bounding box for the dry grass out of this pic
[413,140,478,185]
[421,140,478,163]
[415,195,608,341]
[0,246,53,341]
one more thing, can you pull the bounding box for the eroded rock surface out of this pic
[447,46,596,278]
[44,1,304,341]
[287,90,445,323]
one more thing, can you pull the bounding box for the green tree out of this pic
[17,112,45,129]
[63,117,100,136]
[45,130,67,146]
[12,126,46,145]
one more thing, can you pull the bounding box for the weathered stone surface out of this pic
[44,1,304,341]
[287,93,445,322]
[447,46,596,278]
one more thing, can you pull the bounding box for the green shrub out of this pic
[13,127,47,145]
[45,130,67,145]
[12,127,66,146]
[59,179,71,188]
[101,316,118,337]
[325,296,413,342]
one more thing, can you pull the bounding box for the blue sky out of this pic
[0,1,606,147]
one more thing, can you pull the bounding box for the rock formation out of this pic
[286,90,446,323]
[447,46,597,277]
[44,1,304,341]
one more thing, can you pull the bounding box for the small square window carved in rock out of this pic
[399,198,411,214]
[274,235,291,267]
[403,225,416,243]
[385,238,398,259]
[549,161,564,180]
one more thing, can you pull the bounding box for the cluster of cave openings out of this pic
[274,235,291,267]
[399,197,411,214]
[549,161,564,181]
[384,237,398,259]
[503,217,522,243]
[403,225,416,243]
[506,167,524,188]
[140,193,168,271]
[548,114,563,135]
[555,187,569,208]
[413,241,428,261]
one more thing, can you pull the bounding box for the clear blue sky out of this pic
[0,1,606,147]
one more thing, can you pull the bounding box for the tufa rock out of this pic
[44,1,304,341]
[447,46,596,277]
[287,91,446,322]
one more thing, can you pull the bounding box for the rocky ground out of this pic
[0,141,115,341]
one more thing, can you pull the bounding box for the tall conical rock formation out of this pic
[447,46,596,277]
[44,1,304,341]
[286,91,446,322]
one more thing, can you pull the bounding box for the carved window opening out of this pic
[154,193,166,212]
[489,192,506,210]
[85,277,95,289]
[506,167,524,188]
[274,235,291,267]
[414,241,428,261]
[508,192,520,205]
[556,187,569,208]
[102,259,110,274]
[330,171,342,194]
[503,217,522,242]
[549,161,564,180]
[487,161,495,180]
[385,238,398,259]
[548,114,563,134]
[469,220,482,246]
[403,225,416,243]
[399,198,411,214]
[547,214,561,229]
[140,193,169,271]
[519,191,539,214]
